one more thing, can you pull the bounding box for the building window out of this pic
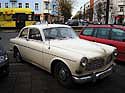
[0,3,1,8]
[45,2,49,10]
[35,3,39,10]
[53,5,55,12]
[5,3,8,8]
[12,2,16,8]
[25,3,29,8]
[120,7,124,12]
[18,3,22,8]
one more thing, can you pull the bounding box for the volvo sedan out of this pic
[10,24,117,88]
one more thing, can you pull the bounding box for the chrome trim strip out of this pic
[10,42,76,62]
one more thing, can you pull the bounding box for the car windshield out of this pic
[43,27,78,40]
[111,29,125,42]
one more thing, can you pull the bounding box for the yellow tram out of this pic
[0,8,36,28]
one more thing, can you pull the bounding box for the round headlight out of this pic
[4,54,8,60]
[80,57,88,67]
[0,56,5,62]
[113,49,118,57]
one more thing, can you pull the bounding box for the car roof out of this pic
[25,24,71,29]
[112,25,125,30]
[83,24,125,30]
[83,24,113,28]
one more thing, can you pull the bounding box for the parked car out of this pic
[81,20,89,25]
[66,20,79,26]
[79,25,125,62]
[0,37,9,77]
[10,24,117,88]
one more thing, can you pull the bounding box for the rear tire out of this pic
[14,49,22,62]
[54,62,74,88]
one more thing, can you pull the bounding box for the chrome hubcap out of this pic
[16,52,21,62]
[59,68,67,81]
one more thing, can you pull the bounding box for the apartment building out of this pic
[0,0,58,22]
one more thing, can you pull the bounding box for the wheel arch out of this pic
[13,45,20,57]
[13,45,20,53]
[50,58,71,75]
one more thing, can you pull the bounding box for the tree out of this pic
[73,11,82,19]
[95,2,105,22]
[58,0,74,22]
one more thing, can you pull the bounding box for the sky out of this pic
[72,0,89,17]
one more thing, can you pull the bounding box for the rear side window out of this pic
[95,28,111,39]
[111,29,125,42]
[82,28,93,36]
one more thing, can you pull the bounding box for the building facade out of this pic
[93,0,125,24]
[84,1,90,21]
[113,0,125,24]
[0,0,58,22]
[83,0,125,24]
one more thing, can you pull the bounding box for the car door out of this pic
[42,28,58,69]
[17,28,30,59]
[110,28,125,55]
[26,28,44,67]
[80,28,96,42]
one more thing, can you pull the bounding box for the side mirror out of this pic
[0,37,1,40]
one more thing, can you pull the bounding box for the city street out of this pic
[0,29,125,93]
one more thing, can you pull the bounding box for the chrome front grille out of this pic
[86,58,105,71]
[106,54,112,64]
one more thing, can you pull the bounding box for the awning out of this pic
[0,8,33,14]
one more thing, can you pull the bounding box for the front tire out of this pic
[54,62,74,88]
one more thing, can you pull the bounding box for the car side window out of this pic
[111,29,125,42]
[29,28,42,41]
[96,28,110,39]
[19,28,29,38]
[82,28,93,36]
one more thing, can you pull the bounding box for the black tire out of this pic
[14,49,22,62]
[54,62,74,88]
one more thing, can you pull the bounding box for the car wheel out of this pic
[54,62,74,88]
[14,49,22,62]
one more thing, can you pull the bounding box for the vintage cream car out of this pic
[10,24,117,88]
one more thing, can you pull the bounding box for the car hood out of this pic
[50,38,115,58]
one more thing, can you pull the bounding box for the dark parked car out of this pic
[0,37,9,76]
[66,20,79,26]
[79,25,125,62]
[81,20,89,25]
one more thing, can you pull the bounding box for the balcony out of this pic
[43,9,50,14]
[10,0,17,2]
[118,2,124,6]
[117,11,125,15]
[43,0,50,3]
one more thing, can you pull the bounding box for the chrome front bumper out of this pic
[72,64,115,83]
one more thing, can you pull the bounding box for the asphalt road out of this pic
[0,29,125,93]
